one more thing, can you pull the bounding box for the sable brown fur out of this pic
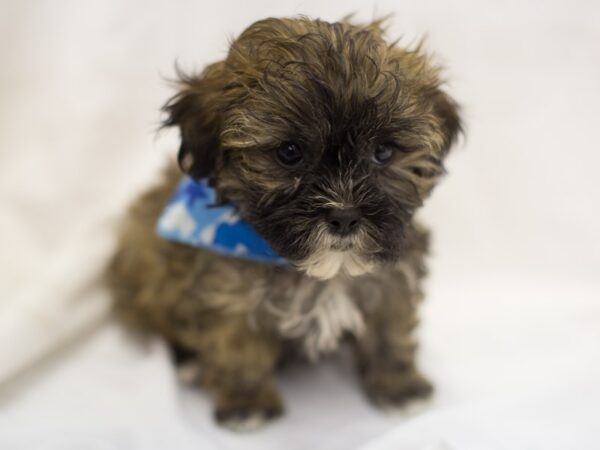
[107,16,461,431]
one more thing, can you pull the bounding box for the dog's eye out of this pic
[372,144,394,165]
[276,142,303,167]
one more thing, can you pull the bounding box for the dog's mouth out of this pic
[329,235,356,252]
[253,204,390,279]
[291,224,379,280]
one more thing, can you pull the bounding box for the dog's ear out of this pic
[384,38,463,156]
[163,62,227,179]
[431,88,462,155]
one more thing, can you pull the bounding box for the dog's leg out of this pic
[353,291,433,412]
[187,315,282,431]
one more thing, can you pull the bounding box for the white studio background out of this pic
[0,1,599,449]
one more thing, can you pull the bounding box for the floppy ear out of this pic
[384,40,462,156]
[163,62,226,179]
[431,88,462,155]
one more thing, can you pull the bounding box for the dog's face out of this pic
[165,17,461,279]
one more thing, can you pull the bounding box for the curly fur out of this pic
[106,15,461,431]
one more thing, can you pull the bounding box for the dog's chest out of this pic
[263,278,365,360]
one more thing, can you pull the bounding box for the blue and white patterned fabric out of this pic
[157,176,287,265]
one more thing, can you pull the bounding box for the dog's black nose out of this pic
[326,208,362,235]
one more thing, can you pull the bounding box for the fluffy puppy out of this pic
[107,16,461,431]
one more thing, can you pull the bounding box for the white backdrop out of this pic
[1,1,599,449]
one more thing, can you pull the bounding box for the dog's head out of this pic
[164,17,461,279]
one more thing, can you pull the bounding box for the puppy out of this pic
[107,16,461,431]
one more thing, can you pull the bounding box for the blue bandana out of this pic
[156,177,287,265]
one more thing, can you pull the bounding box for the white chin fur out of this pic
[302,251,374,280]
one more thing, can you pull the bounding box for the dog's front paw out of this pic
[362,367,433,414]
[214,384,283,432]
[215,406,282,432]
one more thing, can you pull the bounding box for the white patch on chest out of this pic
[271,279,365,360]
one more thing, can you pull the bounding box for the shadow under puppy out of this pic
[107,16,461,431]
